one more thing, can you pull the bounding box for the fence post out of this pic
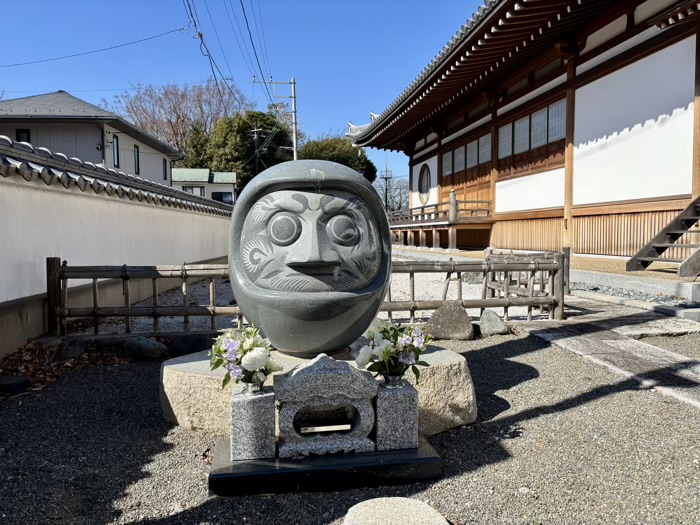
[448,190,458,223]
[553,252,565,320]
[46,257,61,336]
[562,246,571,295]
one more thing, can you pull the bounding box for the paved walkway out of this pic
[518,296,700,409]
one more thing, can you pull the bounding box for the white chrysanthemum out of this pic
[265,356,283,373]
[363,327,376,340]
[255,370,267,383]
[241,347,269,371]
[355,345,374,368]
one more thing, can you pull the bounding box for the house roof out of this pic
[0,91,182,159]
[172,168,236,184]
[347,0,636,150]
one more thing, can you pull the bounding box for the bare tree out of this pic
[373,177,410,212]
[101,78,253,154]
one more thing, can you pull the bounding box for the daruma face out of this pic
[240,190,382,293]
[229,160,391,357]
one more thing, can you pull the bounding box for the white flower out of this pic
[265,356,283,373]
[356,345,374,368]
[363,327,376,340]
[241,347,269,371]
[255,370,267,383]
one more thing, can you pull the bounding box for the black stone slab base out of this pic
[209,438,443,496]
[0,376,30,394]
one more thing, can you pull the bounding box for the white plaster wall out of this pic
[497,74,567,117]
[411,155,438,207]
[495,168,565,213]
[580,16,627,56]
[574,37,695,206]
[0,177,231,303]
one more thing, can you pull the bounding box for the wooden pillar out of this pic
[563,57,576,251]
[694,29,700,199]
[448,227,457,251]
[408,230,415,247]
[489,95,498,222]
[418,229,427,248]
[432,227,440,250]
[46,257,61,336]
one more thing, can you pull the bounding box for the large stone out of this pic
[167,333,215,357]
[123,336,167,360]
[479,309,510,337]
[230,386,276,461]
[376,383,418,451]
[343,498,449,525]
[160,344,477,437]
[60,337,87,360]
[425,301,474,340]
[228,160,392,357]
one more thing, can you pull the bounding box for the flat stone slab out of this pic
[344,497,449,525]
[160,343,477,436]
[208,437,442,496]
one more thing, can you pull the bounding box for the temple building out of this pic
[349,0,700,274]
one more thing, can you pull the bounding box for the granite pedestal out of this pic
[230,385,276,461]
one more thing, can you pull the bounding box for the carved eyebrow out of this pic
[322,195,363,214]
[251,194,306,222]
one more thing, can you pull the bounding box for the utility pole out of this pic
[248,128,263,176]
[381,159,393,212]
[253,77,298,160]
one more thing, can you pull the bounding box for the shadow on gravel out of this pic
[0,362,173,525]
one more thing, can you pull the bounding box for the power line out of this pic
[250,0,272,79]
[202,0,235,80]
[237,0,273,104]
[222,0,257,78]
[3,80,213,95]
[0,25,189,68]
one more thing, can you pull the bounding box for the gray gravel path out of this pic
[1,333,699,524]
[643,333,700,361]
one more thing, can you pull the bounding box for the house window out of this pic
[15,129,30,143]
[418,164,431,205]
[113,135,120,168]
[454,145,465,172]
[133,145,140,175]
[163,159,168,180]
[498,124,512,159]
[478,134,491,164]
[441,151,452,177]
[183,186,205,197]
[212,192,233,205]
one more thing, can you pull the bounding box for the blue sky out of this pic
[0,0,482,179]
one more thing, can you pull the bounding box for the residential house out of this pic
[0,91,181,184]
[349,0,700,274]
[172,168,237,205]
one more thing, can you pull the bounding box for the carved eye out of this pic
[327,214,359,246]
[268,212,301,246]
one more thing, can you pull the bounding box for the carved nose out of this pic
[286,222,341,271]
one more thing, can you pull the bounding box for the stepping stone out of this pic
[343,497,448,525]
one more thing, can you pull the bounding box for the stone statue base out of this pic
[208,436,442,496]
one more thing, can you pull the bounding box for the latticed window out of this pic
[498,124,512,159]
[514,116,530,154]
[478,134,491,164]
[548,99,566,142]
[442,151,453,177]
[466,140,478,168]
[454,145,465,172]
[530,108,548,149]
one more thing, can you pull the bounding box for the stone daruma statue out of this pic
[229,160,391,357]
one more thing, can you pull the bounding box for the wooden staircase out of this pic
[627,195,700,278]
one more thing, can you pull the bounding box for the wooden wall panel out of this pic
[572,210,687,257]
[491,218,564,252]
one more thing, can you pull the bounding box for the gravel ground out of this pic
[570,282,700,308]
[1,334,699,525]
[642,333,700,361]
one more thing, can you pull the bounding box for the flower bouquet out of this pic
[210,325,283,389]
[355,320,431,385]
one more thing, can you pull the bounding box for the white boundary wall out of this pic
[0,176,230,303]
[573,36,695,206]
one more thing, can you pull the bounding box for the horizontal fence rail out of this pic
[47,252,565,337]
[388,189,491,227]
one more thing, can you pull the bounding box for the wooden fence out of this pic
[46,252,565,337]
